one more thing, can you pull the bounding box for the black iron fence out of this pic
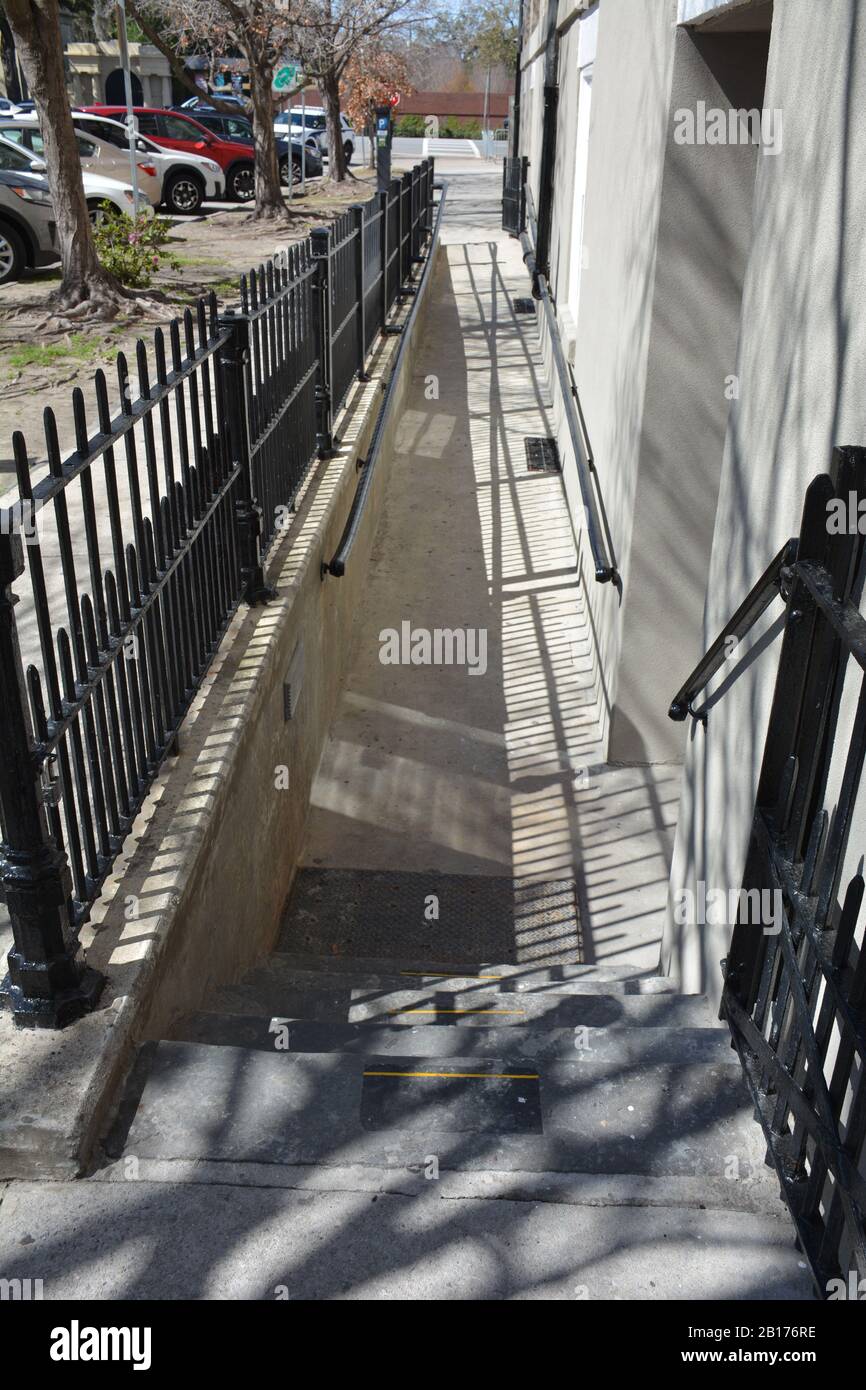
[0,160,435,1028]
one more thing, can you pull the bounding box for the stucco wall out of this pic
[608,27,769,762]
[662,0,866,1007]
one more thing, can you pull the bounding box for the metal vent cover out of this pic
[514,297,536,314]
[524,436,561,472]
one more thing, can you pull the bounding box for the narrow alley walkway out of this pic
[287,166,676,975]
[0,166,813,1301]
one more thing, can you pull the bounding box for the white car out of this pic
[273,107,356,165]
[0,116,161,208]
[0,135,148,222]
[68,111,224,214]
[2,112,222,215]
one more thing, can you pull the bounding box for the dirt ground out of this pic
[0,170,381,482]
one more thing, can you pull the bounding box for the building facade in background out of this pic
[514,0,866,1006]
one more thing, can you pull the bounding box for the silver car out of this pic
[0,133,143,223]
[0,161,57,286]
[67,112,224,214]
[0,114,163,208]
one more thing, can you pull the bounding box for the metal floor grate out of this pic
[278,868,583,965]
[514,297,536,314]
[524,436,561,472]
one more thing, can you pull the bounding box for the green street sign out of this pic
[273,64,301,93]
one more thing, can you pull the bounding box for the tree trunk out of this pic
[247,46,287,220]
[322,67,347,182]
[4,0,122,313]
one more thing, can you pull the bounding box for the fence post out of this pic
[400,171,414,294]
[428,157,436,231]
[218,310,273,605]
[310,225,335,457]
[378,188,388,331]
[0,531,104,1028]
[411,166,423,264]
[389,177,401,304]
[350,204,369,382]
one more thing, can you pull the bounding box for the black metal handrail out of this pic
[519,184,617,586]
[322,177,445,580]
[668,537,799,723]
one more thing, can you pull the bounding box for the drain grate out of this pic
[514,297,536,314]
[524,436,561,473]
[278,868,583,965]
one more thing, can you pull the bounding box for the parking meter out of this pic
[376,105,392,193]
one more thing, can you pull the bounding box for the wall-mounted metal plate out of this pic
[514,297,536,314]
[524,437,561,473]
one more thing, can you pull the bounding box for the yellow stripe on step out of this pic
[363,1070,539,1080]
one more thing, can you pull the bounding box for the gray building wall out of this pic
[662,0,866,1005]
[609,26,768,761]
[517,0,866,1010]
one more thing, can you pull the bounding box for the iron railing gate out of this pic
[501,155,527,234]
[721,447,866,1298]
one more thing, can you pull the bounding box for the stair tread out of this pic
[207,964,716,1029]
[168,1012,738,1064]
[229,960,678,997]
[121,1039,768,1181]
[272,950,672,984]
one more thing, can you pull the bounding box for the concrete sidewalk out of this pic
[0,166,809,1304]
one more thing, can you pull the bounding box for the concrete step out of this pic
[168,1012,738,1065]
[271,950,666,986]
[119,1040,768,1185]
[263,957,680,997]
[208,966,716,1028]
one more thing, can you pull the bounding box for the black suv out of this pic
[172,103,322,184]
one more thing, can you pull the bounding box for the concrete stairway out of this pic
[103,946,814,1298]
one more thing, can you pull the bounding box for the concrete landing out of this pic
[0,1179,810,1300]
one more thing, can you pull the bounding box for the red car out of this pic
[85,106,255,202]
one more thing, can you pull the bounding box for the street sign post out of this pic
[114,0,141,217]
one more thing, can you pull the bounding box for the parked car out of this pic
[0,164,57,286]
[171,101,323,184]
[86,105,260,201]
[0,115,162,208]
[67,111,223,213]
[273,107,356,166]
[177,93,246,112]
[0,134,146,223]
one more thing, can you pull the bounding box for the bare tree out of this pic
[4,0,125,315]
[292,0,428,183]
[131,0,299,220]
